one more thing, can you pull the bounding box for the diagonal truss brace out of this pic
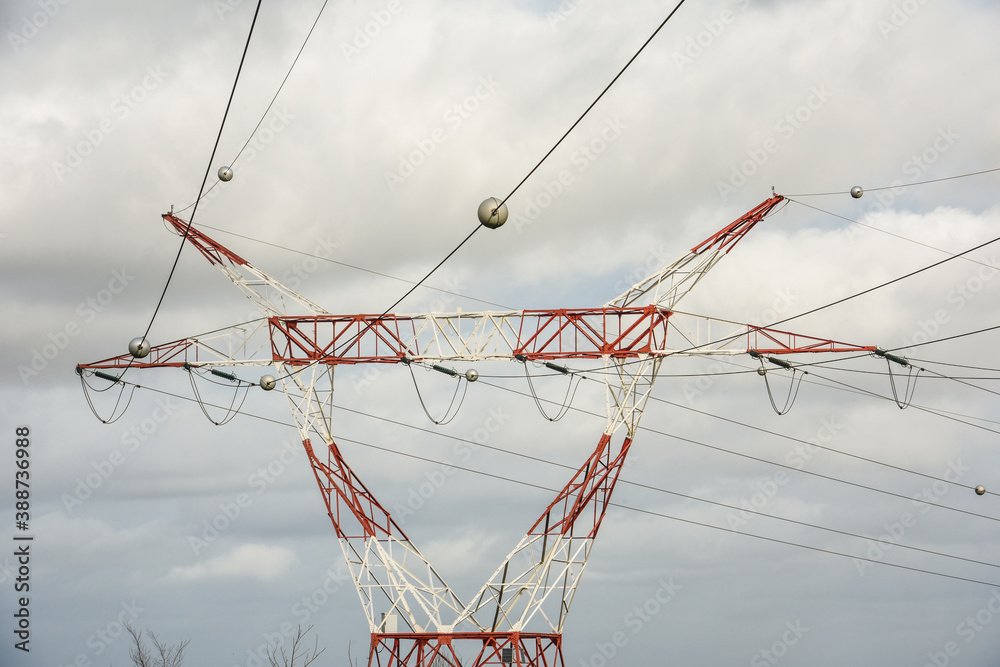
[456,354,659,636]
[606,195,784,309]
[280,362,479,635]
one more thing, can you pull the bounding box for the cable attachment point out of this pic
[521,358,581,422]
[767,355,793,370]
[875,351,921,409]
[432,364,459,378]
[408,362,469,425]
[77,367,136,424]
[94,370,122,384]
[209,368,239,382]
[753,355,805,416]
[187,365,250,426]
[874,348,909,367]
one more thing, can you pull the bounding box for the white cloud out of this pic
[5,0,1000,665]
[167,544,296,582]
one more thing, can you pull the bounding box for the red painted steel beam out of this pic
[75,310,877,373]
[690,195,784,255]
[303,438,406,540]
[267,306,673,365]
[747,326,878,354]
[370,633,563,667]
[77,339,199,370]
[162,213,249,267]
[528,434,633,539]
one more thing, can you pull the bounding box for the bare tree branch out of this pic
[265,625,326,667]
[121,622,190,667]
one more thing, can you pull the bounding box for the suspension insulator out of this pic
[433,364,459,377]
[95,370,121,383]
[544,361,570,374]
[210,368,239,382]
[767,356,793,370]
[875,348,909,367]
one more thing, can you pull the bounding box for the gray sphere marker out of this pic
[128,337,151,359]
[478,197,509,229]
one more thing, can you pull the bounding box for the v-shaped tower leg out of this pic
[279,362,482,662]
[453,355,661,665]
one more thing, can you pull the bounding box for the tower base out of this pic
[369,632,564,667]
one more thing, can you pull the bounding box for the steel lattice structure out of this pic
[78,195,879,666]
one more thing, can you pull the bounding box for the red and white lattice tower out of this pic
[78,196,876,666]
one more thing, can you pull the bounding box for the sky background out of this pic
[3,0,1000,665]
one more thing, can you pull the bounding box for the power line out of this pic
[469,379,1000,521]
[767,229,1000,331]
[892,323,1000,352]
[187,220,514,310]
[908,357,1000,374]
[269,1,696,383]
[530,223,1000,392]
[616,503,1000,588]
[802,368,1000,438]
[786,198,1000,272]
[645,392,986,495]
[667,351,1000,438]
[345,0,692,328]
[142,0,264,347]
[782,166,1000,197]
[83,376,1000,585]
[578,226,1000,381]
[176,0,332,215]
[495,0,689,212]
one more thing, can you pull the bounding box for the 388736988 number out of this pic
[15,426,30,524]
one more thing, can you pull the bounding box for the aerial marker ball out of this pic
[975,485,986,496]
[756,367,766,376]
[465,369,479,383]
[128,337,151,359]
[218,166,234,182]
[850,186,863,199]
[259,374,277,391]
[478,197,508,229]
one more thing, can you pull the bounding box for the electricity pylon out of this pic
[78,195,876,666]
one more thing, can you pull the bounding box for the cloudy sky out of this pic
[3,0,1000,665]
